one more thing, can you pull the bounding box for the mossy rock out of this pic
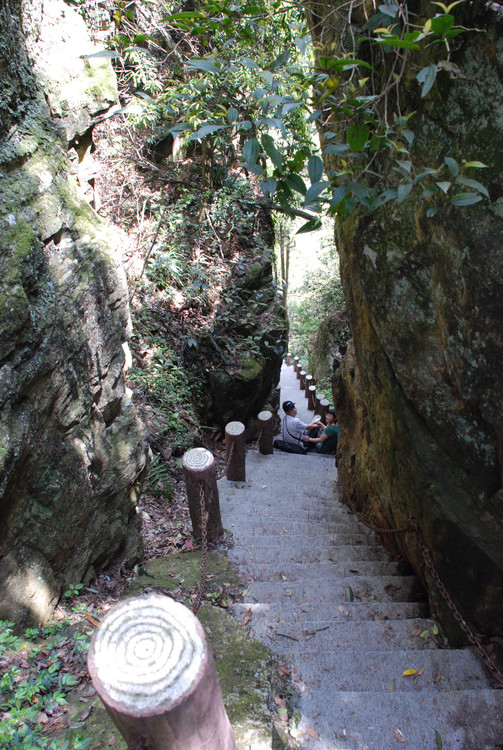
[62,553,276,749]
[128,550,242,595]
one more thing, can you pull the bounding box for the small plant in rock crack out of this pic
[63,583,83,599]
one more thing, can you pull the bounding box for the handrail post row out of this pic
[183,448,223,540]
[87,594,237,750]
[304,374,313,398]
[308,385,316,411]
[225,421,246,481]
[319,398,330,424]
[257,410,274,455]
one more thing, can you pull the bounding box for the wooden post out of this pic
[257,410,274,455]
[304,374,313,398]
[319,398,330,423]
[293,356,299,373]
[87,594,236,750]
[315,392,324,413]
[183,448,223,540]
[299,370,306,390]
[225,421,246,481]
[308,385,316,411]
[286,352,292,366]
[296,363,302,380]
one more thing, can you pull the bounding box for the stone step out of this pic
[239,618,446,654]
[226,530,390,549]
[231,600,430,624]
[244,575,422,604]
[294,689,503,750]
[226,544,396,565]
[229,559,405,582]
[281,647,490,691]
[224,518,380,540]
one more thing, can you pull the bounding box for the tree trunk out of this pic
[183,448,223,540]
[225,421,246,481]
[258,410,274,454]
[87,594,236,750]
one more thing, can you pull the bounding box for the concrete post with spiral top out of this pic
[182,448,223,540]
[87,594,236,750]
[225,421,246,481]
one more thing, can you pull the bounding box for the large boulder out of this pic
[331,9,503,640]
[0,0,148,627]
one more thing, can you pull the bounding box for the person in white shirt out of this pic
[282,400,322,451]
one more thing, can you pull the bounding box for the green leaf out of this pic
[457,177,489,198]
[426,207,439,217]
[260,177,277,197]
[397,182,413,203]
[375,36,420,50]
[285,174,307,195]
[416,64,438,97]
[347,181,371,204]
[331,185,348,206]
[431,13,454,36]
[379,2,399,17]
[396,160,412,173]
[414,168,438,184]
[436,181,451,194]
[347,124,369,152]
[451,192,483,206]
[83,50,121,60]
[463,160,488,169]
[444,156,459,176]
[242,138,260,167]
[435,730,443,749]
[308,155,324,184]
[261,133,282,169]
[185,58,220,73]
[401,129,414,146]
[345,585,355,602]
[304,180,329,204]
[227,107,238,123]
[190,124,226,140]
[296,218,323,234]
[323,143,350,155]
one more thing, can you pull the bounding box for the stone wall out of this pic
[307,0,503,640]
[0,0,148,627]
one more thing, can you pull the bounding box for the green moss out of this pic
[129,551,242,595]
[237,356,263,382]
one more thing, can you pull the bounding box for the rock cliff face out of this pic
[0,0,148,626]
[308,1,503,640]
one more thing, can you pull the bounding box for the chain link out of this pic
[342,490,503,686]
[192,481,208,615]
[215,438,235,480]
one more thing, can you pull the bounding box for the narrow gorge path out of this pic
[219,364,503,749]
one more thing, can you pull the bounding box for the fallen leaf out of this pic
[402,668,417,677]
[411,627,422,637]
[435,730,443,749]
[394,728,405,743]
[389,678,396,692]
[345,586,354,602]
[108,737,116,747]
[36,712,49,725]
[85,612,99,627]
[285,589,292,597]
[274,695,286,707]
[306,727,320,740]
[417,666,425,676]
[241,610,251,626]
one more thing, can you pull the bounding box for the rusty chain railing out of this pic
[343,491,503,686]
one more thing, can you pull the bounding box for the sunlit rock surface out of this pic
[0,0,147,626]
[331,11,503,639]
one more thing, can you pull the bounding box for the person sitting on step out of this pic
[282,400,322,452]
[307,409,339,454]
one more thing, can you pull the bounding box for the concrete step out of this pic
[286,647,490,691]
[229,559,405,582]
[294,689,503,750]
[226,544,397,565]
[244,575,423,604]
[240,618,446,654]
[224,518,381,540]
[231,600,430,624]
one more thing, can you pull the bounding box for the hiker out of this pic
[282,400,322,451]
[308,409,339,454]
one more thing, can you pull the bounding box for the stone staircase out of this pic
[218,365,503,749]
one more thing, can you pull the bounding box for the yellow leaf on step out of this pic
[402,668,418,677]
